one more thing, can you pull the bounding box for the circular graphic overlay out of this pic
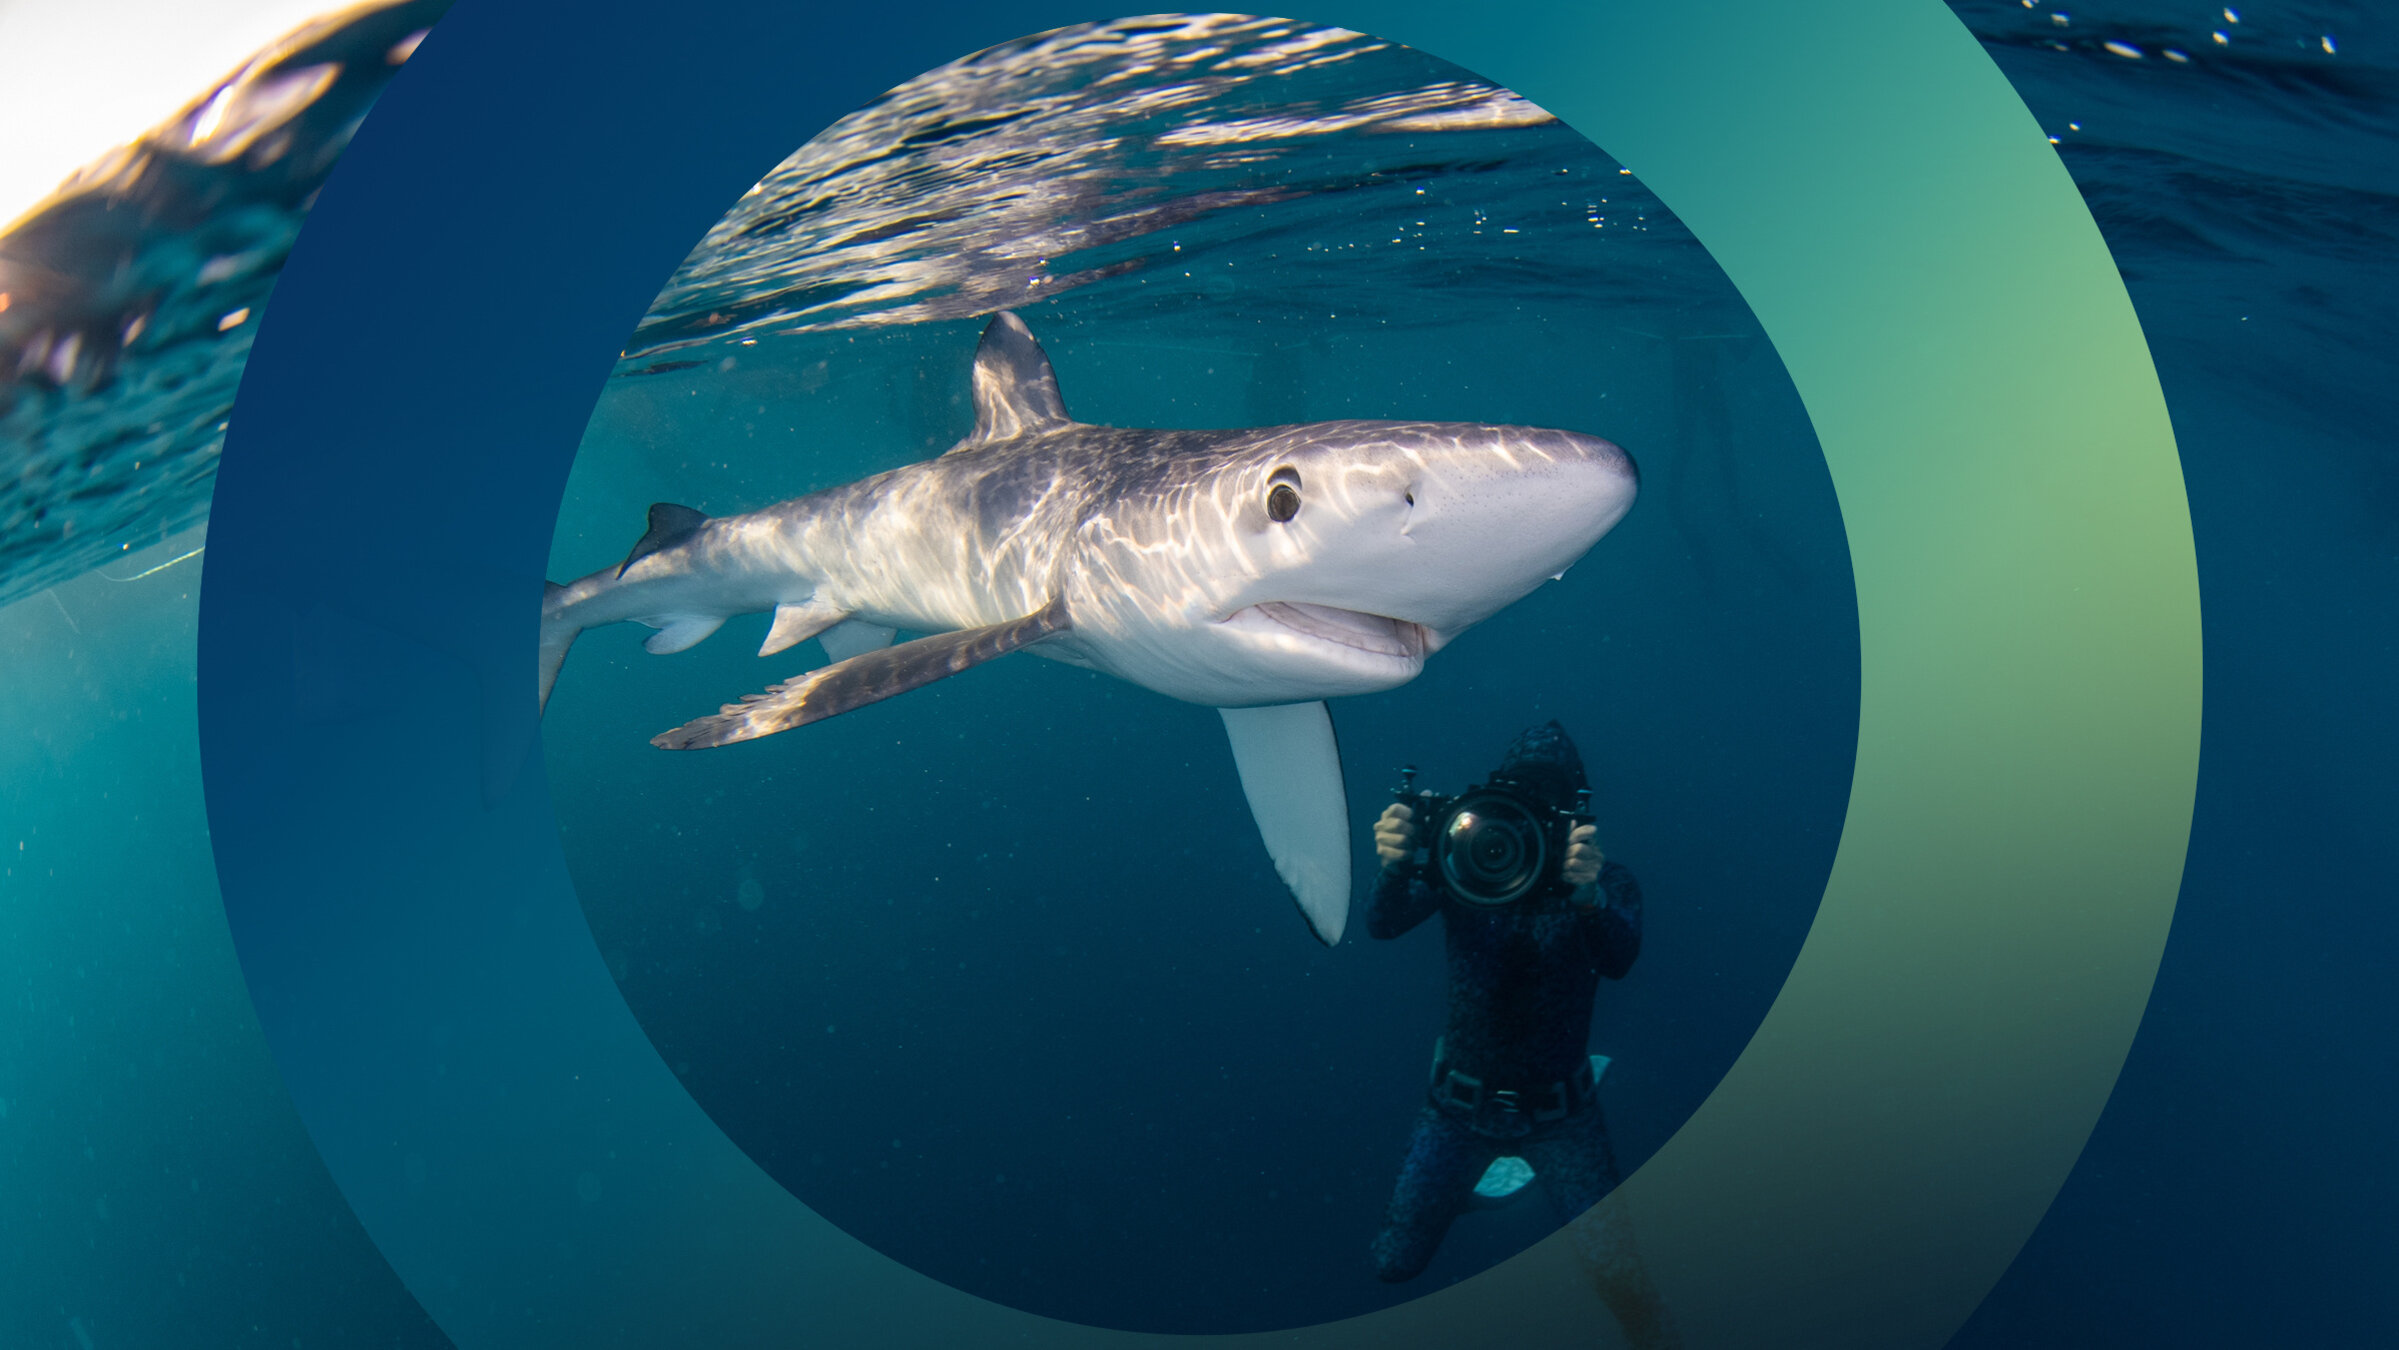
[196,2,2196,1348]
[539,19,1851,1331]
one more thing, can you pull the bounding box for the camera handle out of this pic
[1565,787,1601,901]
[1387,766,1432,873]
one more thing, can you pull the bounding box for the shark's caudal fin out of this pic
[538,502,717,712]
[617,502,709,578]
[538,582,574,712]
[958,312,1071,447]
[1218,702,1352,946]
[652,598,1071,749]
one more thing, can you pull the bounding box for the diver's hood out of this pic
[1490,719,1587,810]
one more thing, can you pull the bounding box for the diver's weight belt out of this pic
[1427,1042,1597,1131]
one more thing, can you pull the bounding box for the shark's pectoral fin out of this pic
[759,597,846,657]
[641,615,725,654]
[819,618,898,663]
[653,599,1071,749]
[1218,702,1351,946]
[617,502,709,577]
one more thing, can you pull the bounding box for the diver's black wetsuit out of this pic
[1367,758,1643,1283]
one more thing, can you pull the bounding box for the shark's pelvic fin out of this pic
[616,502,709,578]
[641,615,725,654]
[819,618,898,663]
[652,598,1071,750]
[962,311,1070,446]
[1217,702,1351,946]
[759,597,847,657]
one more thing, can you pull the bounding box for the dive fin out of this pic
[1472,1157,1535,1205]
[819,618,897,663]
[760,597,846,657]
[961,312,1070,446]
[616,502,709,578]
[1217,702,1351,946]
[653,598,1071,749]
[642,615,725,654]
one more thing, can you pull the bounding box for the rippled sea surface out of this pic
[0,0,449,610]
[1,7,1731,611]
[624,14,1704,353]
[19,3,2378,614]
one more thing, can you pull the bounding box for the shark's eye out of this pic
[1266,468,1302,523]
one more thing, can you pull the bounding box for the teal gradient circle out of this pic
[196,1,2196,1346]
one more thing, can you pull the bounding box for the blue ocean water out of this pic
[1,2,2391,1347]
[542,19,1851,1330]
[1938,3,2396,1346]
[0,533,451,1348]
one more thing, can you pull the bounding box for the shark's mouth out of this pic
[1240,601,1429,660]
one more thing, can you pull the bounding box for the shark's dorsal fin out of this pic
[962,311,1069,447]
[617,502,709,577]
[539,582,574,712]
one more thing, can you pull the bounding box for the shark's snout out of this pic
[1336,426,1637,636]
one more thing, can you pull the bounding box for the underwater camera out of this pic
[1392,765,1594,907]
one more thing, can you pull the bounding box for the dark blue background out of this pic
[1946,14,2397,1345]
[1,0,2373,1346]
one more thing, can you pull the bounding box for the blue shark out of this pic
[541,313,1637,944]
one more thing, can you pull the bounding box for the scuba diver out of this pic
[1367,721,1678,1348]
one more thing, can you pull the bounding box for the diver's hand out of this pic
[1563,823,1604,900]
[1374,802,1416,869]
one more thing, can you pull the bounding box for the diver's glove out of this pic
[1374,802,1416,871]
[1564,822,1605,907]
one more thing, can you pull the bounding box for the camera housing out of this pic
[1392,765,1593,907]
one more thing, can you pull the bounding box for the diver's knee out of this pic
[1371,1229,1432,1283]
